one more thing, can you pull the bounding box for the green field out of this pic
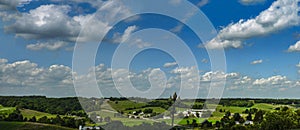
[21,109,57,119]
[0,105,15,116]
[0,121,76,130]
[1,100,295,129]
[206,103,295,123]
[125,107,166,114]
[108,100,147,112]
[96,100,297,127]
[0,104,68,120]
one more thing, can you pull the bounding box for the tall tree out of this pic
[254,110,264,123]
[171,92,177,127]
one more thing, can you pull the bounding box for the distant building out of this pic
[244,120,254,125]
[163,116,171,119]
[79,125,102,130]
[182,109,213,118]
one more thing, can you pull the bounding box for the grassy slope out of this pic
[0,105,15,116]
[0,121,76,130]
[207,103,295,123]
[0,105,57,119]
[108,100,147,112]
[20,109,57,119]
[88,100,156,127]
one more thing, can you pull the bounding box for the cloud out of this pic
[297,62,300,68]
[0,59,73,88]
[5,5,80,40]
[0,58,299,97]
[251,59,263,65]
[201,58,209,63]
[0,58,76,96]
[163,62,178,68]
[0,0,31,10]
[239,0,266,5]
[287,41,300,52]
[0,1,142,50]
[112,26,151,48]
[169,0,182,5]
[0,59,8,64]
[204,0,300,49]
[296,62,300,74]
[26,41,69,51]
[169,66,201,89]
[170,0,210,33]
[201,71,239,82]
[253,75,291,86]
[196,0,209,7]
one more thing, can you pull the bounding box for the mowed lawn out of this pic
[0,121,76,130]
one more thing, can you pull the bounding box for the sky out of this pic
[0,0,300,98]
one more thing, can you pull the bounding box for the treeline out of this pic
[219,98,300,105]
[0,96,83,115]
[101,121,174,130]
[216,106,300,130]
[181,98,300,107]
[220,100,255,107]
[0,108,85,128]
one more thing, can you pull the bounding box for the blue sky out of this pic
[0,0,300,98]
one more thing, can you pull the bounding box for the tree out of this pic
[143,108,153,114]
[90,112,97,122]
[253,110,264,123]
[196,112,200,118]
[38,116,49,123]
[29,116,36,122]
[215,121,221,128]
[232,125,247,130]
[261,111,296,130]
[201,120,212,128]
[6,109,23,121]
[233,113,241,122]
[225,111,231,117]
[246,113,252,121]
[52,115,63,125]
[244,109,249,114]
[104,116,111,122]
[296,109,300,126]
[170,92,177,127]
[282,106,289,111]
[192,119,198,127]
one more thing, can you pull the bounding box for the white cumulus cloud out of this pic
[26,41,69,51]
[239,0,266,5]
[163,62,178,68]
[288,41,300,52]
[204,0,300,50]
[251,59,263,65]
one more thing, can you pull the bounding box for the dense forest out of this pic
[0,96,83,115]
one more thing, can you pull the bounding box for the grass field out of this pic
[124,107,166,114]
[99,100,296,126]
[0,121,76,130]
[108,100,147,112]
[20,109,57,119]
[0,105,15,116]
